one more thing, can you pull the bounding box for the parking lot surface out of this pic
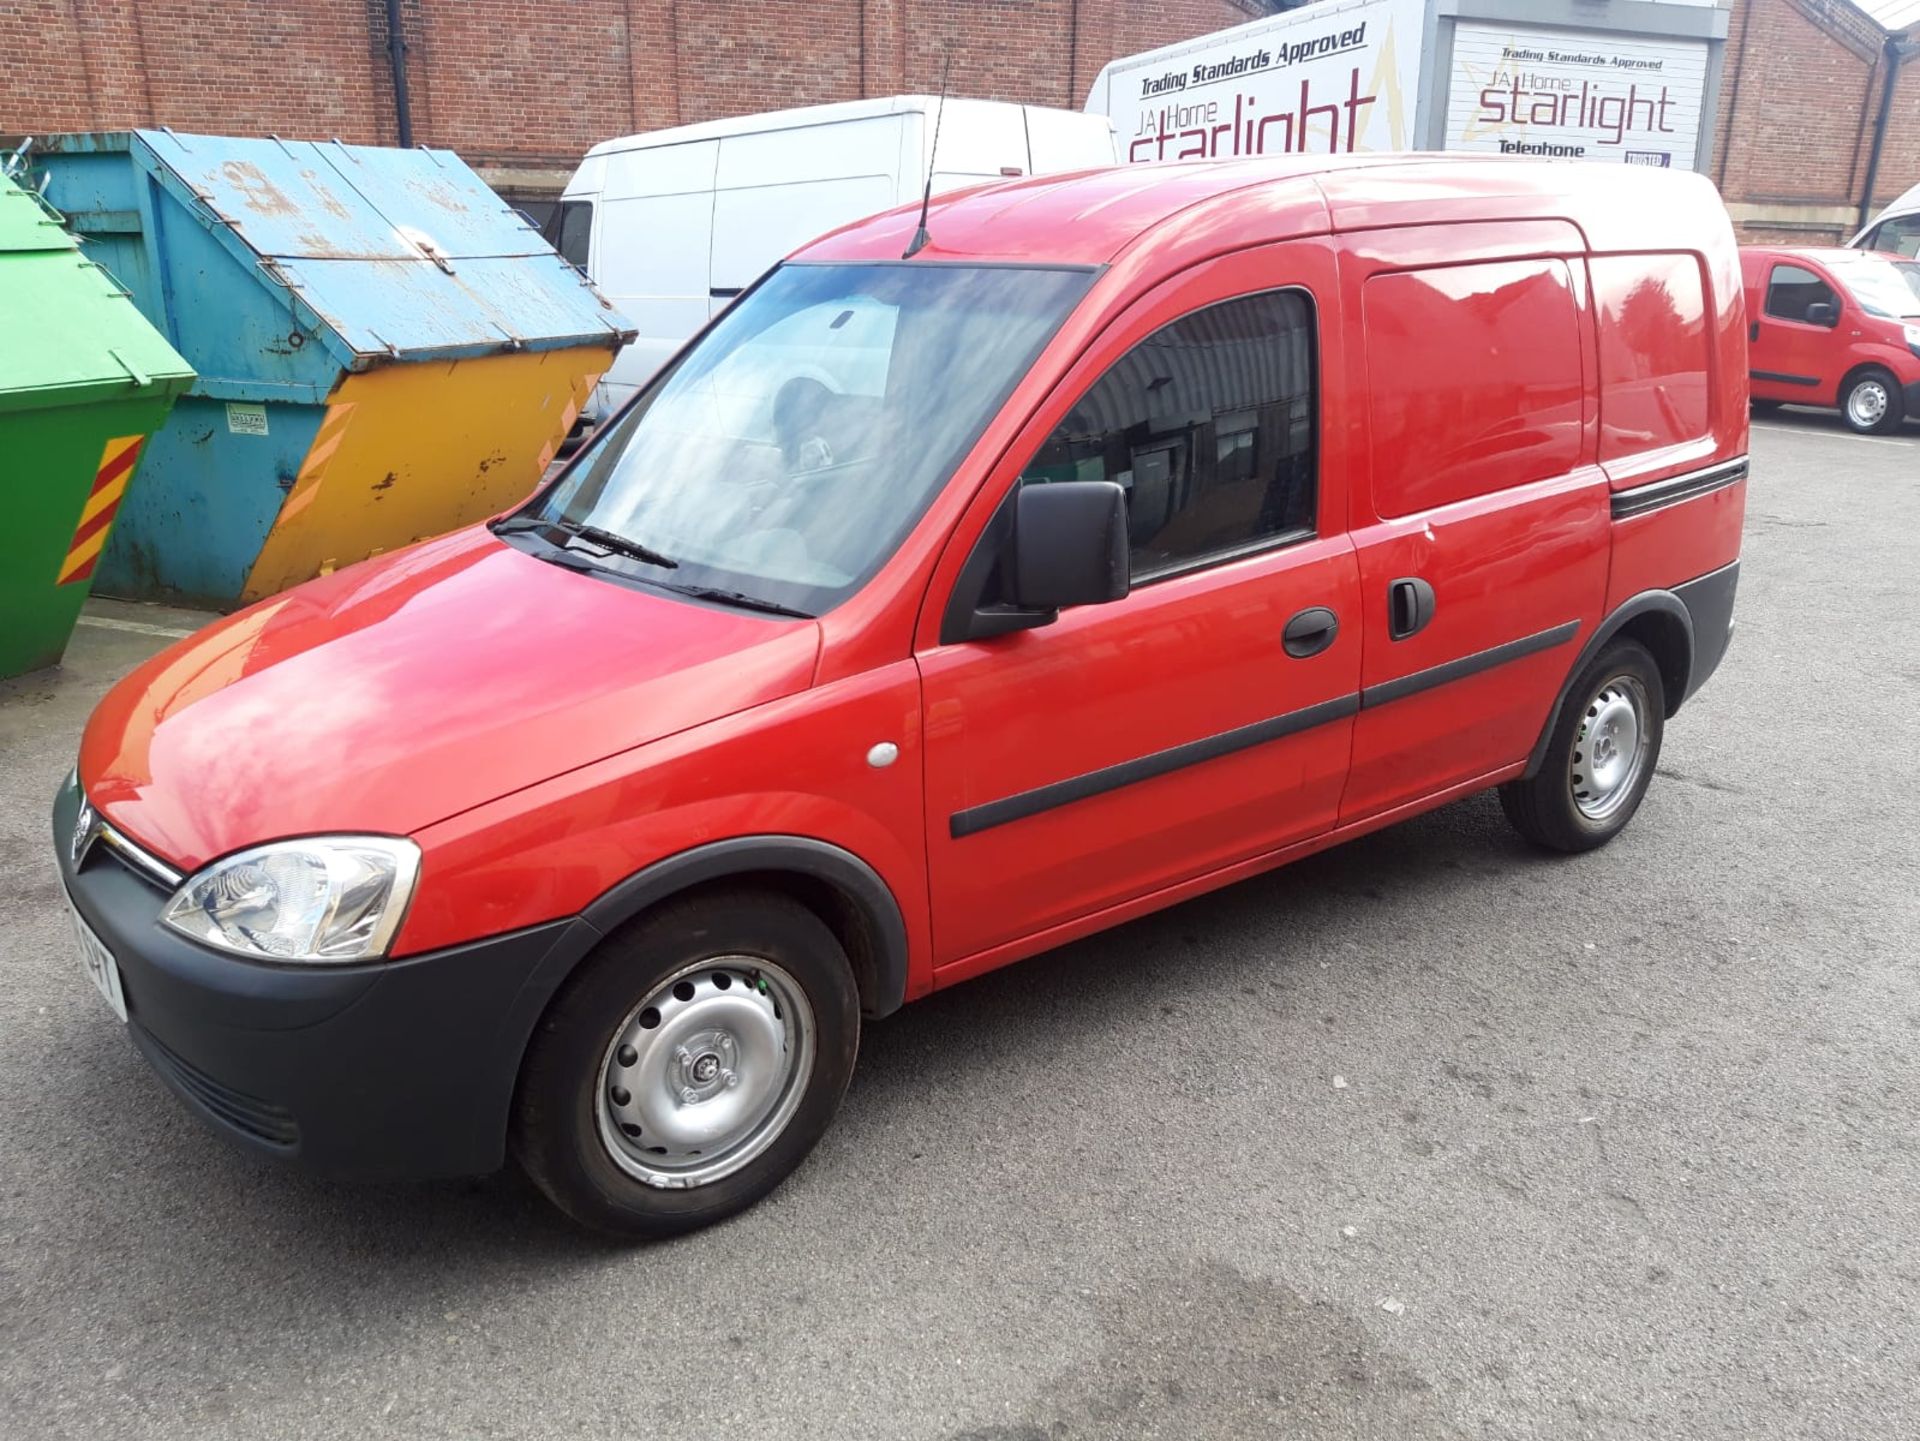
[2,413,1916,1440]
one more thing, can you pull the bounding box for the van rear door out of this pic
[595,140,720,398]
[1023,107,1119,172]
[709,116,904,308]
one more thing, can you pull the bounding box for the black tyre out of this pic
[512,890,859,1239]
[1840,367,1904,435]
[1749,398,1783,414]
[1499,639,1665,854]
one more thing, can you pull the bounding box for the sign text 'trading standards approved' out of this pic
[1086,0,1424,164]
[1083,0,1718,172]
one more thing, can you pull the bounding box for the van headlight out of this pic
[160,837,421,963]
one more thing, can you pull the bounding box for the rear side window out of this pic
[1364,259,1584,519]
[546,199,593,271]
[1020,290,1317,579]
[1863,215,1920,258]
[1591,253,1712,462]
[1764,264,1836,323]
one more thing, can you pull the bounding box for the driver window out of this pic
[1020,289,1316,580]
[1765,265,1838,324]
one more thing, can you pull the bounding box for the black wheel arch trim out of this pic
[577,836,910,1019]
[1522,590,1698,780]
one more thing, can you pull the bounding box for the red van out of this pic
[55,157,1747,1237]
[1741,244,1920,433]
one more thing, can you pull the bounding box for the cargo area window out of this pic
[1019,289,1317,579]
[1765,264,1837,324]
[545,199,593,272]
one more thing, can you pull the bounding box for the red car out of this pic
[1741,243,1920,433]
[57,156,1748,1237]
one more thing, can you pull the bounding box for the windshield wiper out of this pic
[489,514,678,569]
[658,583,814,619]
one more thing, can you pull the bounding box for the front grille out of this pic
[135,1026,300,1149]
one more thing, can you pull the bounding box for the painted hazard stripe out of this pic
[57,436,145,586]
[271,401,357,532]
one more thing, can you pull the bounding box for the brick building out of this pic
[0,0,1274,207]
[1713,0,1920,242]
[2,0,1917,241]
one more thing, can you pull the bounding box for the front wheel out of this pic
[513,890,860,1238]
[1841,368,1904,435]
[1500,639,1665,853]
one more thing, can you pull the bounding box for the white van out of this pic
[1852,181,1920,257]
[550,95,1118,416]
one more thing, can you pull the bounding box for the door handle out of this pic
[1282,606,1339,658]
[1749,320,1759,343]
[1388,577,1435,641]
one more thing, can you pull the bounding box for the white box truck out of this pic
[1086,0,1728,173]
[553,95,1117,416]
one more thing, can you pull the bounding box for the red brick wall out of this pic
[1,0,1261,182]
[1715,0,1920,242]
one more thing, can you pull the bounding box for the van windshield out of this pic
[1828,254,1920,319]
[522,261,1095,617]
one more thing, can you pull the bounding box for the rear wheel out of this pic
[1841,367,1904,434]
[1749,398,1783,414]
[1500,639,1665,853]
[513,891,860,1238]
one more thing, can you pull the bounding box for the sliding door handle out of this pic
[1282,606,1339,658]
[1388,577,1435,640]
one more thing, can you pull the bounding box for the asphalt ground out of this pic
[2,410,1916,1440]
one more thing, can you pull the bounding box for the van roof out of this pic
[794,153,1734,269]
[582,95,1085,158]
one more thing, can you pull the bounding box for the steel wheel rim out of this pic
[1569,674,1650,823]
[1847,380,1888,427]
[595,956,814,1190]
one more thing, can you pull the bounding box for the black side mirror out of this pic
[941,481,1131,643]
[1012,481,1130,611]
[1805,300,1839,327]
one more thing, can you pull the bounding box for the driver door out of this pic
[915,243,1362,975]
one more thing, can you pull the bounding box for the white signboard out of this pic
[1096,0,1426,165]
[1444,21,1710,169]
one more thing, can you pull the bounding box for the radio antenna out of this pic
[903,54,952,259]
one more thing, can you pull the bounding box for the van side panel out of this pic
[1340,241,1609,823]
[1601,229,1749,617]
[924,100,1027,188]
[710,115,908,297]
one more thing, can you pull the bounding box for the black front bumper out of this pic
[52,783,599,1180]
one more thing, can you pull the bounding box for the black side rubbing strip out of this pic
[949,693,1361,838]
[1361,620,1581,710]
[1750,370,1820,387]
[1610,457,1748,521]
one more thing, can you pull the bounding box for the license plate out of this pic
[66,893,128,1023]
